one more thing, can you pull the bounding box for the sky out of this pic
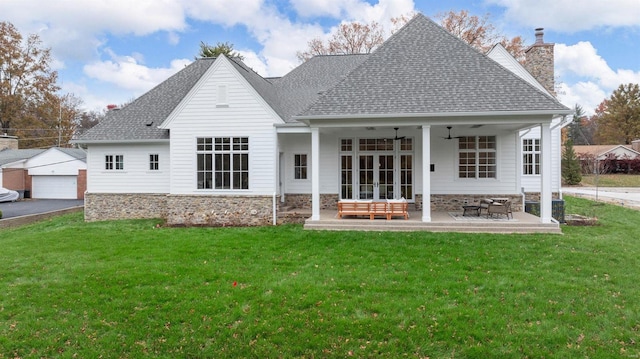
[1,0,639,117]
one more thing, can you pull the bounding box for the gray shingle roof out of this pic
[78,59,215,142]
[0,148,86,166]
[0,149,45,166]
[76,14,570,142]
[57,148,87,161]
[273,54,369,122]
[299,14,569,118]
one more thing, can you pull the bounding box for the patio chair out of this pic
[487,199,513,219]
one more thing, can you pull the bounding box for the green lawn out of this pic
[1,196,639,358]
[580,174,640,187]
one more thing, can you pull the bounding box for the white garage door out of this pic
[32,176,77,199]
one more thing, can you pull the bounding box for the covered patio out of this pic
[303,209,561,234]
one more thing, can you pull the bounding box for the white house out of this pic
[75,15,571,227]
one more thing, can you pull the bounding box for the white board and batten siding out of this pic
[162,56,282,196]
[86,143,170,193]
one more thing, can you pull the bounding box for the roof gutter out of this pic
[293,109,573,122]
[70,139,170,145]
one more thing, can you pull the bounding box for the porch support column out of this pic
[540,122,552,223]
[422,125,431,222]
[311,127,320,220]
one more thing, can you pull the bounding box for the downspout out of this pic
[273,192,277,225]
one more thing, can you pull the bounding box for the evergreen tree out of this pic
[197,41,244,60]
[562,139,582,185]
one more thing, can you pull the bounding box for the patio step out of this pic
[303,219,561,234]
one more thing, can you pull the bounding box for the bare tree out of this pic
[297,21,385,62]
[435,10,525,62]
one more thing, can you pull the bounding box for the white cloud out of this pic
[555,41,640,114]
[290,0,415,24]
[488,0,640,32]
[83,50,191,93]
[0,0,187,64]
[556,82,607,116]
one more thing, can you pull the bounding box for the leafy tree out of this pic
[594,83,640,144]
[565,104,593,145]
[435,10,525,62]
[297,21,385,62]
[0,21,60,147]
[74,109,103,138]
[198,41,244,60]
[562,138,582,185]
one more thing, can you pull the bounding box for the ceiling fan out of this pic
[386,127,406,141]
[393,127,406,141]
[442,126,462,140]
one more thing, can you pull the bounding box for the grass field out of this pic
[579,174,640,187]
[1,196,639,358]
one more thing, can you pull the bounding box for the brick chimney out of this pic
[0,134,19,150]
[632,139,640,153]
[524,28,555,96]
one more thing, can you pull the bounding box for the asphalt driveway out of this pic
[0,199,84,219]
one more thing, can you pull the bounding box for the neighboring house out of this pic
[573,145,640,161]
[74,14,571,226]
[573,144,640,174]
[0,143,87,199]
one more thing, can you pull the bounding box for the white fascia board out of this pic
[276,127,311,134]
[294,109,573,124]
[70,139,170,145]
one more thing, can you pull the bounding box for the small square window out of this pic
[149,154,159,171]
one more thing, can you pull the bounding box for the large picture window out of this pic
[523,138,540,175]
[197,137,249,189]
[458,136,496,178]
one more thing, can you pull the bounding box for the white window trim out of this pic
[456,136,498,180]
[104,154,125,171]
[293,153,309,181]
[522,138,541,176]
[196,136,249,190]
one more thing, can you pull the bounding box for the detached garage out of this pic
[1,146,86,200]
[32,175,79,199]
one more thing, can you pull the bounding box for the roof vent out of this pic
[146,121,154,127]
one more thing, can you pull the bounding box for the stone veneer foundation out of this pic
[278,193,338,211]
[85,193,274,227]
[85,193,167,221]
[86,192,558,226]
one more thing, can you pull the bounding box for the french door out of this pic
[358,154,394,200]
[340,138,413,201]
